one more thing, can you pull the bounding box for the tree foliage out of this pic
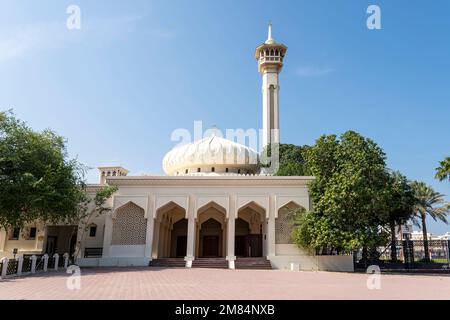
[386,171,416,227]
[291,131,394,253]
[0,111,105,228]
[436,157,450,182]
[274,144,311,176]
[385,171,416,260]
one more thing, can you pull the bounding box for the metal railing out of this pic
[355,240,450,270]
[1,253,73,279]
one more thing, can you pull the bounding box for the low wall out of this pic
[270,255,354,272]
[109,245,146,257]
[77,257,150,267]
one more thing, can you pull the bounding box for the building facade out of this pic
[0,24,354,272]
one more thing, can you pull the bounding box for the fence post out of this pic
[17,256,23,276]
[63,253,69,269]
[31,255,37,274]
[43,254,49,272]
[0,257,8,279]
[53,253,59,271]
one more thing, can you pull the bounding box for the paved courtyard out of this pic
[0,267,449,300]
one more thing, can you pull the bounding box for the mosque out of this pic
[0,25,353,271]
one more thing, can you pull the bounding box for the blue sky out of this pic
[1,0,449,233]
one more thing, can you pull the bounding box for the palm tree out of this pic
[435,157,450,182]
[411,181,449,262]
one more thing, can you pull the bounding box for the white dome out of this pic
[162,135,259,176]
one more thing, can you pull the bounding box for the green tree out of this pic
[275,144,311,176]
[291,131,392,257]
[385,171,416,261]
[0,111,109,230]
[435,157,450,182]
[410,181,449,261]
[69,185,117,261]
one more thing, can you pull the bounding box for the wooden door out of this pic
[202,236,219,257]
[176,236,187,257]
[235,236,246,257]
[246,235,263,257]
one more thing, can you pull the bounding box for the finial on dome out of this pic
[210,125,220,137]
[265,21,275,44]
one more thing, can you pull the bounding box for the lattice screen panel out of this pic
[112,202,147,245]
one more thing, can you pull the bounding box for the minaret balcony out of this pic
[259,56,282,64]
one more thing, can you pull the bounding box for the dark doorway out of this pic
[202,236,219,257]
[46,236,57,256]
[235,236,246,257]
[246,234,263,257]
[176,236,187,257]
[171,219,188,258]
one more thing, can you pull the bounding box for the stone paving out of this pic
[0,267,449,300]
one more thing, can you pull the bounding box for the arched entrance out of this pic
[196,202,227,258]
[200,218,222,257]
[154,202,187,259]
[236,202,265,257]
[171,219,188,258]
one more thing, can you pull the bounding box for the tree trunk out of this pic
[362,246,368,268]
[390,220,398,262]
[421,214,430,262]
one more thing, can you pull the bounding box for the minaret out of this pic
[255,22,287,149]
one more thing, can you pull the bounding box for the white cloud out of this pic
[0,22,66,63]
[296,66,335,77]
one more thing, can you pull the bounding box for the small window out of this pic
[212,167,215,172]
[11,227,20,240]
[238,169,241,174]
[29,227,37,240]
[226,168,229,173]
[197,168,201,173]
[185,169,188,174]
[89,226,97,237]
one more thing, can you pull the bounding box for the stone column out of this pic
[226,195,236,269]
[0,227,7,253]
[158,223,164,258]
[0,257,8,279]
[161,224,167,258]
[165,225,171,257]
[152,220,160,259]
[102,213,114,258]
[17,256,23,276]
[267,195,276,258]
[145,216,155,260]
[185,195,196,268]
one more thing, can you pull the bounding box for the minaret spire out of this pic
[266,21,274,44]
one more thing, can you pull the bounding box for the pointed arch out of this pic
[275,197,308,218]
[155,196,188,217]
[275,201,305,245]
[238,201,266,216]
[113,200,146,219]
[197,201,227,216]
